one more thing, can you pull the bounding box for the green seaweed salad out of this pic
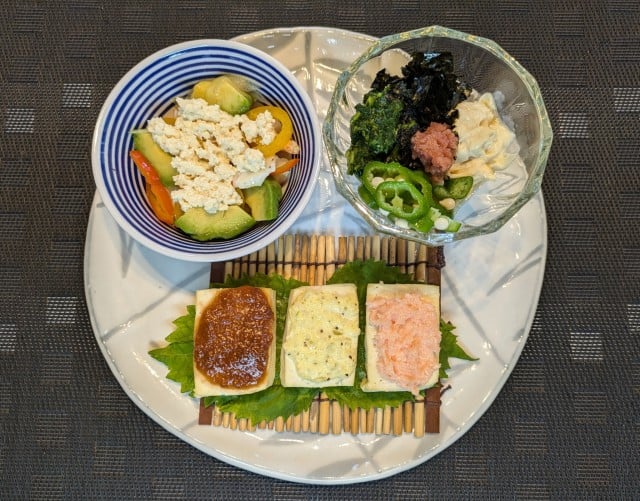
[149,260,475,424]
[347,52,474,233]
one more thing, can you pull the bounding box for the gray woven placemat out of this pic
[1,1,638,499]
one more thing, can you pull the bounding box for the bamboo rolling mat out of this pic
[199,234,445,437]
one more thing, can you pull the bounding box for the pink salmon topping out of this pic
[368,292,440,395]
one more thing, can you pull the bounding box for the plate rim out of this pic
[84,26,548,485]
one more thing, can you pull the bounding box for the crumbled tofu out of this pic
[147,118,200,157]
[147,97,282,214]
[171,170,243,214]
[282,139,300,155]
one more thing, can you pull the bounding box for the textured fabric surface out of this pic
[1,0,639,499]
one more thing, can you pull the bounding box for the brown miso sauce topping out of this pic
[194,286,274,389]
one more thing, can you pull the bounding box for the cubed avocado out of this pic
[175,206,256,241]
[131,130,177,188]
[242,179,282,221]
[192,76,253,115]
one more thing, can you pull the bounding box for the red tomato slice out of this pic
[130,150,175,225]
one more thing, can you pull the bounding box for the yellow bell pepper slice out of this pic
[245,105,293,157]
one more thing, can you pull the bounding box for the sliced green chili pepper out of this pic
[362,161,437,206]
[407,169,436,207]
[432,184,450,201]
[433,176,474,201]
[446,176,473,200]
[374,180,428,221]
[358,184,378,209]
[361,161,409,195]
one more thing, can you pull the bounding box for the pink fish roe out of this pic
[368,293,440,395]
[410,122,458,184]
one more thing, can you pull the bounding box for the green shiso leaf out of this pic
[439,319,477,380]
[149,305,197,394]
[149,261,476,423]
[204,385,317,424]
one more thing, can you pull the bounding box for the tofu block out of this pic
[280,284,360,387]
[361,283,441,394]
[193,286,276,397]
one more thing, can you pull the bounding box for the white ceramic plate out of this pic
[84,27,547,485]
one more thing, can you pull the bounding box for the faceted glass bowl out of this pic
[323,26,553,246]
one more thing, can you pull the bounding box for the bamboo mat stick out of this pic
[309,395,319,433]
[342,404,351,433]
[403,401,413,434]
[356,236,365,260]
[370,235,381,261]
[393,405,403,436]
[276,236,285,276]
[300,234,310,282]
[248,252,257,276]
[212,406,222,427]
[381,237,389,263]
[337,236,347,265]
[406,240,417,277]
[425,386,441,434]
[223,260,233,280]
[267,241,277,275]
[332,401,342,435]
[366,408,375,433]
[293,234,309,433]
[382,406,392,435]
[397,238,407,273]
[316,235,326,284]
[201,234,445,437]
[415,244,428,282]
[257,246,267,274]
[359,408,367,433]
[375,408,383,435]
[388,238,397,266]
[198,399,212,425]
[308,235,318,285]
[350,405,360,434]
[413,396,425,438]
[428,247,442,286]
[347,236,356,262]
[325,234,336,279]
[283,235,294,278]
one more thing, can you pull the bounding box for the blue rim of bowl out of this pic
[92,39,321,262]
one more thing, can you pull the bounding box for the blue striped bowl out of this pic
[92,40,321,262]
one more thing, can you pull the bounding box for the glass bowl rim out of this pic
[323,25,553,246]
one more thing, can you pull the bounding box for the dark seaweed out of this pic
[347,51,471,174]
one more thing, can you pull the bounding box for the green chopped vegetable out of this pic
[346,90,404,175]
